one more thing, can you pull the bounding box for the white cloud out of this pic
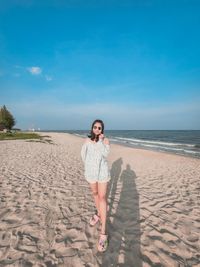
[27,66,42,75]
[16,65,52,81]
[9,97,200,130]
[45,75,53,81]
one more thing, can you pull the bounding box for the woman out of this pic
[81,119,111,252]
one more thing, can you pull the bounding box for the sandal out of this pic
[89,213,100,226]
[97,233,109,252]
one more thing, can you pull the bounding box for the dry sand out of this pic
[0,132,200,267]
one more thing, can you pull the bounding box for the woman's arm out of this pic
[98,138,110,158]
[81,139,88,163]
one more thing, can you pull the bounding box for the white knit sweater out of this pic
[81,139,111,183]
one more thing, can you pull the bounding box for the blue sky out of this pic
[0,0,200,130]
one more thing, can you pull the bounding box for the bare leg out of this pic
[89,182,100,216]
[98,182,108,234]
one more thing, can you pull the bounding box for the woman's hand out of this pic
[99,134,104,140]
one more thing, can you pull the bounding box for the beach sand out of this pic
[0,132,200,267]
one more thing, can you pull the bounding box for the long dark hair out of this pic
[87,119,104,142]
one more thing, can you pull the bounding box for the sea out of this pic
[45,130,200,159]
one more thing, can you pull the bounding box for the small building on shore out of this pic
[0,123,7,132]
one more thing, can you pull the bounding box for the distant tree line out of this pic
[0,105,16,131]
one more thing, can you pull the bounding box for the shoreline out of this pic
[38,131,200,161]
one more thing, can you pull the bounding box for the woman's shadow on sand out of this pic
[101,157,142,267]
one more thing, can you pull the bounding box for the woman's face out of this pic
[92,122,102,135]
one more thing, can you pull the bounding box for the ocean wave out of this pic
[115,136,195,147]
